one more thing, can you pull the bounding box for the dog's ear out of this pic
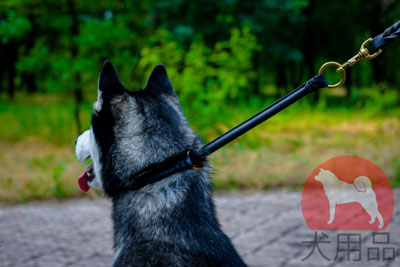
[145,64,176,97]
[98,60,125,101]
[319,168,325,172]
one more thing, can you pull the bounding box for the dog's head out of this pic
[75,61,200,196]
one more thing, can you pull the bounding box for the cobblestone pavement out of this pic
[0,189,399,267]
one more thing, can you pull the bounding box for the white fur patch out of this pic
[88,128,103,189]
[75,129,103,190]
[94,90,103,112]
[75,130,91,162]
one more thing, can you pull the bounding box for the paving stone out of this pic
[0,189,398,266]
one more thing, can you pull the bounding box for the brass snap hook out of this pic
[337,38,382,72]
[318,61,346,88]
[318,37,382,88]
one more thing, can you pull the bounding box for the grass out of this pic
[211,116,400,190]
[1,88,399,203]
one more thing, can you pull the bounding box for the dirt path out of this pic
[1,190,399,267]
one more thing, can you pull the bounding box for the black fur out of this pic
[81,61,247,266]
[111,170,246,267]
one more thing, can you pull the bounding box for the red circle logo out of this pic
[302,156,394,230]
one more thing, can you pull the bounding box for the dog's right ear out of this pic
[98,60,125,101]
[145,64,176,97]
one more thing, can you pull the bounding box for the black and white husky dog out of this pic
[75,61,246,267]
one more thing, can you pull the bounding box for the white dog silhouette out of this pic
[315,168,383,228]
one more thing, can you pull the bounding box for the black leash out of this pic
[121,20,400,193]
[370,20,400,53]
[201,75,328,155]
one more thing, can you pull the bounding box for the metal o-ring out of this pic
[318,61,346,88]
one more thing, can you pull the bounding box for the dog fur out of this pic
[315,168,384,228]
[75,61,246,266]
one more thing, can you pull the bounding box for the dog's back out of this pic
[112,170,246,267]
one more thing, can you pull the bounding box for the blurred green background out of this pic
[1,0,400,203]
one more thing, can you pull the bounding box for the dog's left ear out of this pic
[145,64,176,97]
[98,60,125,101]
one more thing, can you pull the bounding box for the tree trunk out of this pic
[345,68,352,98]
[0,44,3,94]
[253,50,260,96]
[6,42,17,99]
[24,12,37,93]
[276,61,287,97]
[67,0,82,135]
[369,1,384,84]
[302,0,318,102]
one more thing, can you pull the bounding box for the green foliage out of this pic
[209,27,261,100]
[137,26,260,113]
[1,0,400,103]
[75,15,137,88]
[138,28,184,87]
[0,9,31,44]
